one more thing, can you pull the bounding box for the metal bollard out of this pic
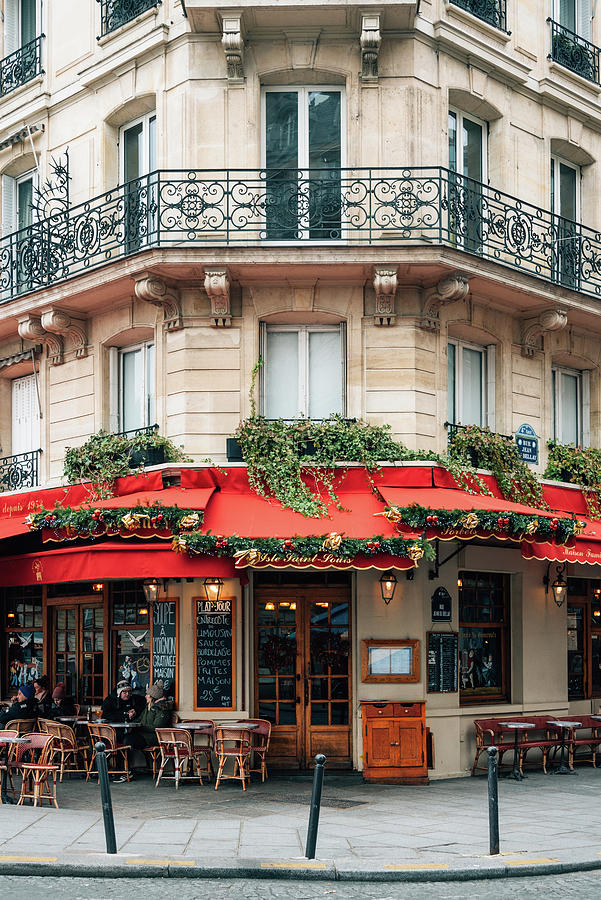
[305,754,326,860]
[487,746,500,856]
[95,741,117,854]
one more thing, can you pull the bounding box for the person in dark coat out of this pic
[101,681,145,722]
[33,675,53,719]
[49,682,77,718]
[130,684,172,749]
[0,683,37,726]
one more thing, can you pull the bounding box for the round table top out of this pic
[498,722,535,729]
[220,722,260,730]
[0,736,31,745]
[101,721,140,728]
[549,720,582,727]
[180,722,213,731]
[56,717,79,723]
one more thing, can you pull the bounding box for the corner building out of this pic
[1,0,601,779]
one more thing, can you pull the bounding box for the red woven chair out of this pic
[181,720,215,781]
[12,732,59,807]
[43,720,88,780]
[0,729,18,789]
[241,719,272,782]
[86,724,131,782]
[214,726,252,791]
[155,727,210,789]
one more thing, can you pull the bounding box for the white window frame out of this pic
[261,85,346,244]
[554,0,592,39]
[550,155,581,223]
[111,341,155,433]
[448,338,495,430]
[448,108,488,183]
[260,322,346,419]
[11,372,40,455]
[4,0,41,55]
[2,168,38,236]
[119,112,157,184]
[552,365,589,446]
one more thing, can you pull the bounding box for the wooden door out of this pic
[255,584,352,769]
[51,603,105,706]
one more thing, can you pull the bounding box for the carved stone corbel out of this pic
[520,308,568,357]
[360,14,381,81]
[421,272,471,331]
[221,12,244,82]
[134,275,183,331]
[40,308,87,359]
[18,315,64,366]
[373,267,397,326]
[204,267,232,327]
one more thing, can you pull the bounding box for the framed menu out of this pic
[194,596,235,709]
[361,639,420,683]
[427,632,459,693]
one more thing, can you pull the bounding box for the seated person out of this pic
[101,681,145,722]
[33,675,53,719]
[50,682,77,718]
[130,684,172,749]
[0,683,37,726]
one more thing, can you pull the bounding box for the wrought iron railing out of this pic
[548,19,601,84]
[98,0,161,37]
[0,449,40,492]
[449,0,507,32]
[0,36,44,97]
[114,424,159,439]
[445,422,514,446]
[0,166,599,302]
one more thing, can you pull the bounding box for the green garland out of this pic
[26,504,203,539]
[544,441,601,518]
[386,504,581,544]
[172,531,434,563]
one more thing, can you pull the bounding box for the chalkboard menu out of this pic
[427,632,458,693]
[151,599,178,702]
[195,597,235,709]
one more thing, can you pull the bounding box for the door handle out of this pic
[390,742,399,746]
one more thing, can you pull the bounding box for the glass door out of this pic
[551,156,581,289]
[448,110,486,252]
[120,113,157,253]
[263,87,343,241]
[567,603,586,700]
[51,604,105,707]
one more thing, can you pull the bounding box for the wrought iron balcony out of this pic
[0,449,41,493]
[114,424,159,439]
[445,422,514,447]
[548,19,601,84]
[449,0,507,32]
[0,36,44,98]
[98,0,161,37]
[0,166,598,303]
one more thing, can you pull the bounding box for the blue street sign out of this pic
[515,423,539,465]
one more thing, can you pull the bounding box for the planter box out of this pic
[128,447,166,467]
[226,438,244,462]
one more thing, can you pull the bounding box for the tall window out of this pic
[11,373,40,455]
[447,340,494,428]
[263,87,344,240]
[3,0,38,56]
[120,113,157,252]
[551,156,581,288]
[448,109,487,251]
[115,342,155,432]
[552,365,588,446]
[555,0,592,38]
[459,571,510,704]
[2,169,37,236]
[261,324,345,419]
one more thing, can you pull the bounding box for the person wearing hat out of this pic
[50,682,76,718]
[101,680,145,722]
[130,684,171,750]
[0,683,37,726]
[33,675,53,719]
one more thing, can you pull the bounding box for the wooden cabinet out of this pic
[362,701,428,784]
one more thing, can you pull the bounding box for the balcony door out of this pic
[255,583,352,769]
[262,86,344,240]
[448,109,487,252]
[551,156,581,289]
[120,113,157,253]
[556,0,592,38]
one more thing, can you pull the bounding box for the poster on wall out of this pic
[151,598,178,703]
[195,596,235,709]
[8,632,43,688]
[114,630,151,693]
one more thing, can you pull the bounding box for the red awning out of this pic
[91,487,215,510]
[377,485,557,518]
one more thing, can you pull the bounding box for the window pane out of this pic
[309,330,343,419]
[17,178,33,230]
[21,0,37,45]
[265,331,299,418]
[462,347,483,426]
[448,343,456,423]
[146,343,155,426]
[560,372,579,445]
[265,92,298,169]
[459,627,503,697]
[124,122,143,182]
[122,349,142,431]
[148,117,157,172]
[448,112,457,172]
[568,606,585,699]
[559,163,577,221]
[462,118,483,182]
[559,0,576,33]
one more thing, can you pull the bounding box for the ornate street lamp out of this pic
[379,571,398,605]
[204,577,224,603]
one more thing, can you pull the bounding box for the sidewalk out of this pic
[1,769,601,882]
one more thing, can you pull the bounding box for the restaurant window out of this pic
[110,581,151,693]
[448,340,495,429]
[552,366,589,447]
[567,578,601,699]
[459,571,510,704]
[3,585,43,694]
[261,323,345,419]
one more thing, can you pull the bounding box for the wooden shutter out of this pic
[4,0,19,55]
[2,175,16,236]
[12,374,40,455]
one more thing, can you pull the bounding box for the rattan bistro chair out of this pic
[155,727,211,789]
[0,729,18,788]
[180,720,215,781]
[5,718,37,735]
[214,726,252,791]
[86,724,131,782]
[42,720,88,780]
[11,732,59,807]
[243,719,272,782]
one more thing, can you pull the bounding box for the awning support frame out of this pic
[428,539,474,580]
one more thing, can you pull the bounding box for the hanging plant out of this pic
[448,425,544,509]
[544,441,601,518]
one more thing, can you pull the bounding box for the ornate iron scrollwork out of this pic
[0,36,44,97]
[0,450,40,492]
[449,0,507,32]
[98,0,161,37]
[550,20,600,85]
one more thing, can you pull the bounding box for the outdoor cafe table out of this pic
[548,720,581,775]
[0,736,30,804]
[498,722,535,781]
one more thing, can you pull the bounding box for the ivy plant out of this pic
[545,440,601,517]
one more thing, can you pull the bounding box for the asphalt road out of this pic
[3,873,601,899]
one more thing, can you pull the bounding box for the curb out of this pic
[2,853,601,882]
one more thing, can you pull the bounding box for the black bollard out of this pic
[95,741,117,854]
[487,746,500,856]
[305,754,326,860]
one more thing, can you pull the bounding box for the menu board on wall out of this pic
[151,598,178,702]
[195,597,235,709]
[427,632,459,693]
